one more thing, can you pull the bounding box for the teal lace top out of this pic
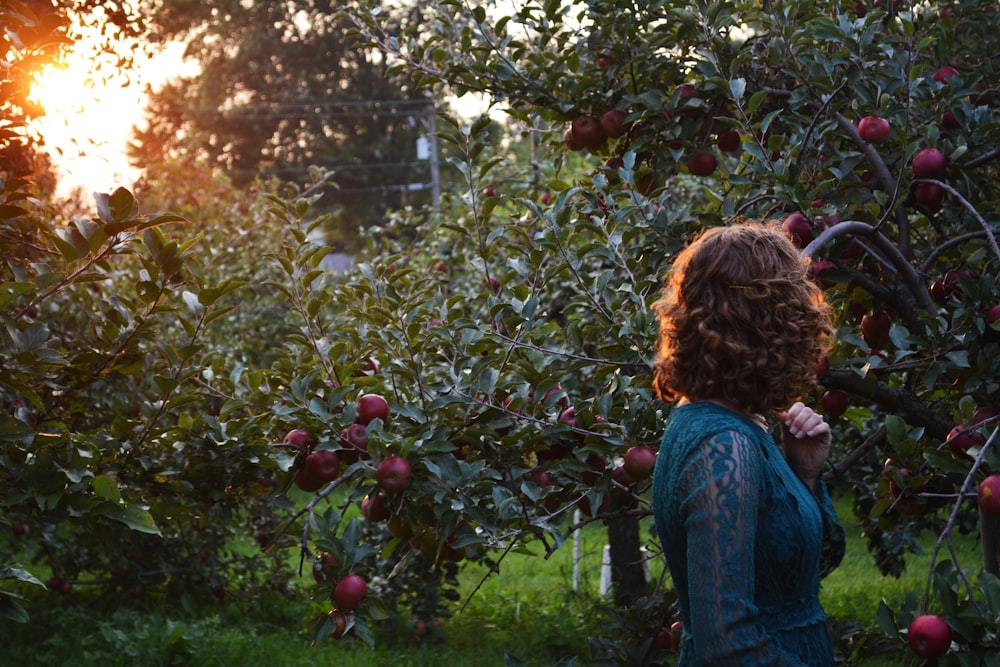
[651,402,845,666]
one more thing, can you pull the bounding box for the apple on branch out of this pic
[781,213,813,248]
[356,393,389,426]
[821,390,849,418]
[908,614,952,658]
[282,428,313,452]
[332,574,367,612]
[622,445,656,481]
[857,116,890,144]
[978,474,1000,516]
[861,309,892,350]
[912,147,947,180]
[377,456,412,493]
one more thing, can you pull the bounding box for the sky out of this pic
[28,39,197,199]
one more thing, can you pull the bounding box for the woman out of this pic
[650,221,845,665]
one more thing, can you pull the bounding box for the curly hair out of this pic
[652,221,834,415]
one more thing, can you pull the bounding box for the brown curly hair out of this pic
[652,221,834,415]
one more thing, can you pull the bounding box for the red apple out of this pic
[663,83,700,120]
[377,456,412,493]
[781,213,813,248]
[558,406,577,427]
[312,551,338,583]
[716,128,741,153]
[305,450,341,483]
[930,268,970,303]
[972,406,999,427]
[564,128,585,151]
[941,109,960,129]
[986,305,1000,324]
[333,574,367,612]
[570,114,606,150]
[595,52,614,68]
[339,423,370,463]
[612,464,635,487]
[539,385,571,409]
[356,394,389,425]
[943,269,971,297]
[669,621,683,649]
[350,356,379,377]
[362,492,390,522]
[913,183,943,212]
[933,66,959,84]
[686,152,718,177]
[623,445,657,481]
[652,626,673,651]
[481,186,496,197]
[434,260,448,273]
[912,148,946,179]
[531,469,558,489]
[821,390,849,418]
[294,465,325,492]
[946,425,984,453]
[283,428,313,452]
[907,614,951,658]
[861,310,892,350]
[857,116,890,144]
[809,260,836,287]
[978,474,1000,516]
[599,108,629,138]
[331,611,348,639]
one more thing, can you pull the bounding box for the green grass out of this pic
[2,498,982,667]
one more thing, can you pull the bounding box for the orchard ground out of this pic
[2,493,980,666]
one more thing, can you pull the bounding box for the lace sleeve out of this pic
[679,429,805,666]
[815,479,846,579]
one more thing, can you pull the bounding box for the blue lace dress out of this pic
[651,402,845,666]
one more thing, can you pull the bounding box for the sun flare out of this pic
[29,64,94,118]
[26,39,195,198]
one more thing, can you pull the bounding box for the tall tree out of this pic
[133,1,439,242]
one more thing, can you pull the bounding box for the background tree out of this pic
[132,0,444,248]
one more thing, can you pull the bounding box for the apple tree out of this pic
[263,0,1000,661]
[0,151,310,622]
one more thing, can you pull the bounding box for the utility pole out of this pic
[421,101,441,209]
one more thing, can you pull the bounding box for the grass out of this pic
[2,495,983,667]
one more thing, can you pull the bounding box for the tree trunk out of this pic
[607,495,648,606]
[982,507,1000,575]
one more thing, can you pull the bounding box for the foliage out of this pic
[6,0,1000,665]
[0,164,299,622]
[317,0,999,661]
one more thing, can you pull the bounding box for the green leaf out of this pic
[92,475,121,502]
[109,503,161,535]
[0,566,45,587]
[876,599,898,636]
[945,350,970,368]
[0,596,30,623]
[729,77,746,102]
[0,415,34,442]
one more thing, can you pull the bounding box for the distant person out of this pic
[651,221,846,665]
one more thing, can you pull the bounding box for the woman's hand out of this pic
[774,401,831,492]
